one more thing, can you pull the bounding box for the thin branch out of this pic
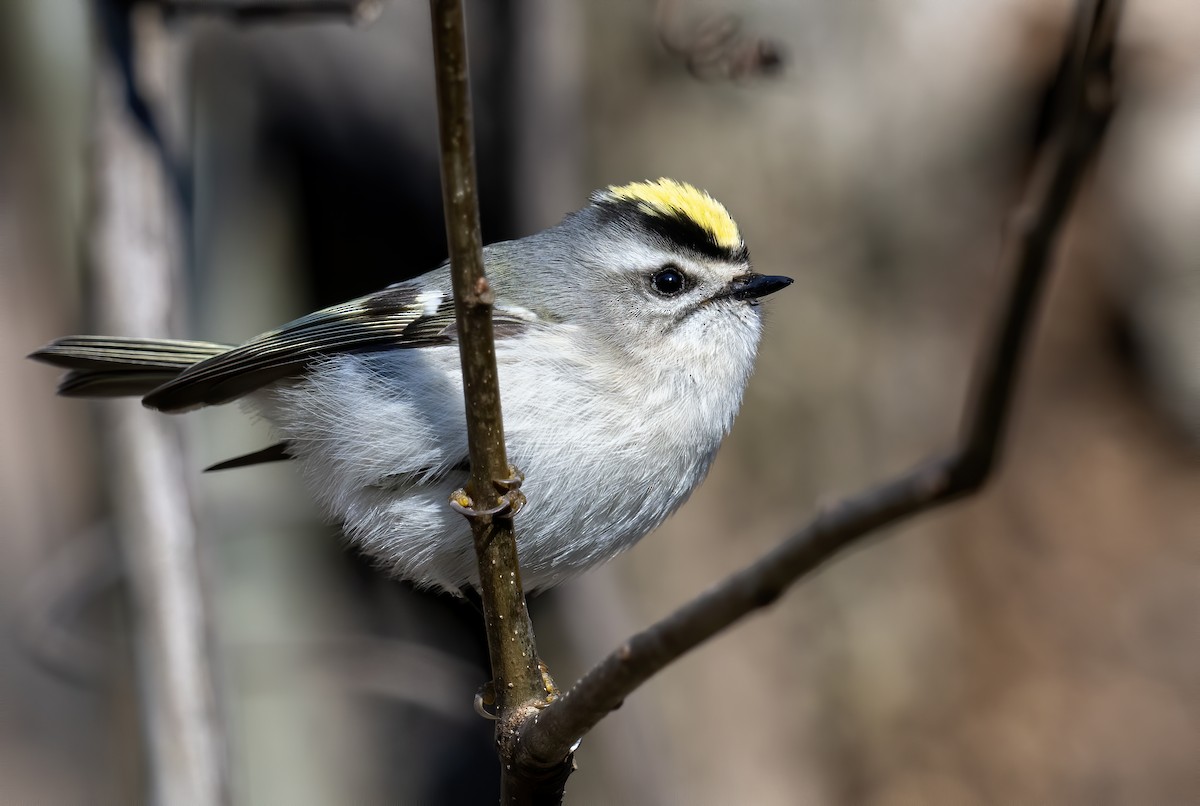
[516,0,1121,772]
[427,0,558,801]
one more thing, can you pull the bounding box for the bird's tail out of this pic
[29,336,232,398]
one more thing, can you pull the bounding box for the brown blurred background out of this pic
[1,1,1197,804]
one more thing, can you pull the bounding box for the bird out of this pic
[30,178,792,592]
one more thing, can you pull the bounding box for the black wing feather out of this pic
[142,283,532,412]
[205,442,293,472]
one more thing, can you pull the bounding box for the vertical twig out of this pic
[427,1,563,801]
[89,12,228,806]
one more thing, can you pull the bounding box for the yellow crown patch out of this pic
[602,179,742,252]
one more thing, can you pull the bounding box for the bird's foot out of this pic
[472,659,559,721]
[449,464,526,521]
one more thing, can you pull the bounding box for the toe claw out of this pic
[449,489,513,518]
[493,465,525,493]
[474,681,498,720]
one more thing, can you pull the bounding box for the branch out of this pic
[90,17,230,805]
[516,0,1121,772]
[427,0,559,801]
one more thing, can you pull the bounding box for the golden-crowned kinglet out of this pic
[32,179,791,591]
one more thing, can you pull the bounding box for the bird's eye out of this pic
[650,266,688,296]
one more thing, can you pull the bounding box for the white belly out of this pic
[252,327,744,591]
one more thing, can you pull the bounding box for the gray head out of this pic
[488,179,792,377]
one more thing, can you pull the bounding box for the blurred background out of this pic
[1,0,1197,804]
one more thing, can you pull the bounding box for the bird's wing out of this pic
[205,442,293,472]
[143,282,533,412]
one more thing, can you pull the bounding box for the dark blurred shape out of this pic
[655,0,786,82]
[162,0,382,25]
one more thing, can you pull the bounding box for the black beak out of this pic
[729,273,793,302]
